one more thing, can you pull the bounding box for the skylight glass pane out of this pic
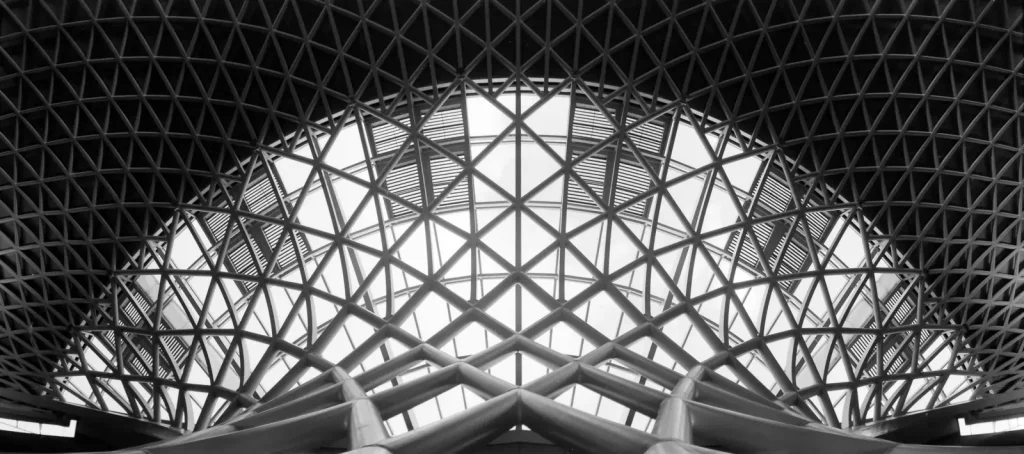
[55,86,973,433]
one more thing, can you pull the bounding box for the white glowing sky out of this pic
[56,91,972,432]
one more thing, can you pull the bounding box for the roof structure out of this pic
[1,0,1024,451]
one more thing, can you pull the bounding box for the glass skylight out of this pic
[0,418,76,438]
[959,415,1024,436]
[52,83,975,432]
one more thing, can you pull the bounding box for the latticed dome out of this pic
[0,0,1023,452]
[57,84,968,431]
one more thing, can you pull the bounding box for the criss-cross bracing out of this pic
[50,84,976,434]
[1,0,1024,451]
[83,362,1003,454]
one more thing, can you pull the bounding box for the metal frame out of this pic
[1,0,1024,450]
[98,358,1018,453]
[32,79,980,431]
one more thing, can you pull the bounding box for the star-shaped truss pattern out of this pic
[0,0,1023,448]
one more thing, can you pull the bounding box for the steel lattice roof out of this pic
[0,0,1023,439]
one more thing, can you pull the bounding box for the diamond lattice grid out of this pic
[53,81,969,431]
[0,0,1021,441]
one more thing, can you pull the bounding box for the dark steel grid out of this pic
[0,0,1021,443]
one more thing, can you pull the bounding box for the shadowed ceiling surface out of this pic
[0,0,1023,433]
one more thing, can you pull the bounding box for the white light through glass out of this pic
[0,418,76,438]
[54,85,974,432]
[960,416,1024,436]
